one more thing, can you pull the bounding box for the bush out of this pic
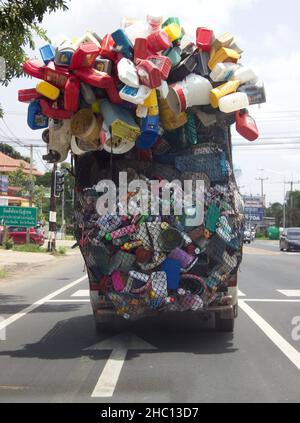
[0,268,7,279]
[3,237,14,250]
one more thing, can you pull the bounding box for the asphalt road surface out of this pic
[0,240,300,403]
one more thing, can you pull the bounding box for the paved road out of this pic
[0,240,300,403]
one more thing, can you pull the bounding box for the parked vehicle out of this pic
[280,228,300,251]
[243,229,251,244]
[0,226,44,246]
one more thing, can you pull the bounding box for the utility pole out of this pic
[26,145,34,244]
[256,169,268,203]
[48,163,57,252]
[61,172,65,240]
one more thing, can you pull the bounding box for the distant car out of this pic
[243,229,251,244]
[0,226,44,246]
[280,228,300,251]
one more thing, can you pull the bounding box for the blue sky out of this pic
[0,0,299,204]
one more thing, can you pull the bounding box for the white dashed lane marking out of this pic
[277,290,300,297]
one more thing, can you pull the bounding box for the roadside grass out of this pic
[12,244,47,253]
[51,246,67,256]
[0,268,7,279]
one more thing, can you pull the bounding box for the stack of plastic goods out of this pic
[18,13,266,319]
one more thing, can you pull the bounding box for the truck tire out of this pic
[215,314,235,332]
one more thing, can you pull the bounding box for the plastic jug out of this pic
[36,80,60,101]
[117,58,140,87]
[218,92,249,113]
[70,108,102,147]
[194,51,210,77]
[196,27,213,52]
[124,20,150,44]
[54,46,74,67]
[94,57,112,74]
[213,32,234,50]
[137,59,162,88]
[136,115,159,149]
[44,62,69,88]
[111,29,134,60]
[229,40,243,54]
[74,31,101,48]
[142,89,159,116]
[80,82,96,104]
[159,98,188,130]
[158,80,169,99]
[147,56,172,80]
[208,48,240,71]
[147,12,163,31]
[70,42,100,70]
[134,38,150,63]
[163,46,181,66]
[18,88,40,104]
[47,119,72,162]
[236,109,259,141]
[119,84,152,104]
[168,54,197,84]
[210,80,240,108]
[64,76,80,112]
[147,31,171,54]
[40,98,73,120]
[210,62,239,82]
[237,81,266,105]
[162,22,182,43]
[27,100,48,130]
[167,73,212,114]
[39,45,55,65]
[72,68,121,104]
[99,34,119,62]
[99,99,140,142]
[230,66,258,85]
[23,59,45,80]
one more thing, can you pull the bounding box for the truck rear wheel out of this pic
[215,314,235,332]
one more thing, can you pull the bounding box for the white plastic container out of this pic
[210,63,239,82]
[117,58,140,88]
[74,31,101,48]
[218,92,249,114]
[167,74,212,114]
[230,66,258,85]
[124,20,150,44]
[119,84,152,104]
[48,119,72,162]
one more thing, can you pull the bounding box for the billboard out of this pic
[244,206,265,222]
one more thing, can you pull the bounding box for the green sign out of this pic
[0,206,37,227]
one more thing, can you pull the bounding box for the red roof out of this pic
[0,152,43,176]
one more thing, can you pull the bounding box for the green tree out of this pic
[0,143,30,162]
[266,202,283,227]
[0,0,69,116]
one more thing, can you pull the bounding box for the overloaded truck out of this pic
[19,13,265,333]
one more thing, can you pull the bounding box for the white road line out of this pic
[47,299,90,303]
[71,289,90,297]
[0,275,87,332]
[239,300,300,370]
[238,290,246,297]
[244,299,300,303]
[277,290,300,297]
